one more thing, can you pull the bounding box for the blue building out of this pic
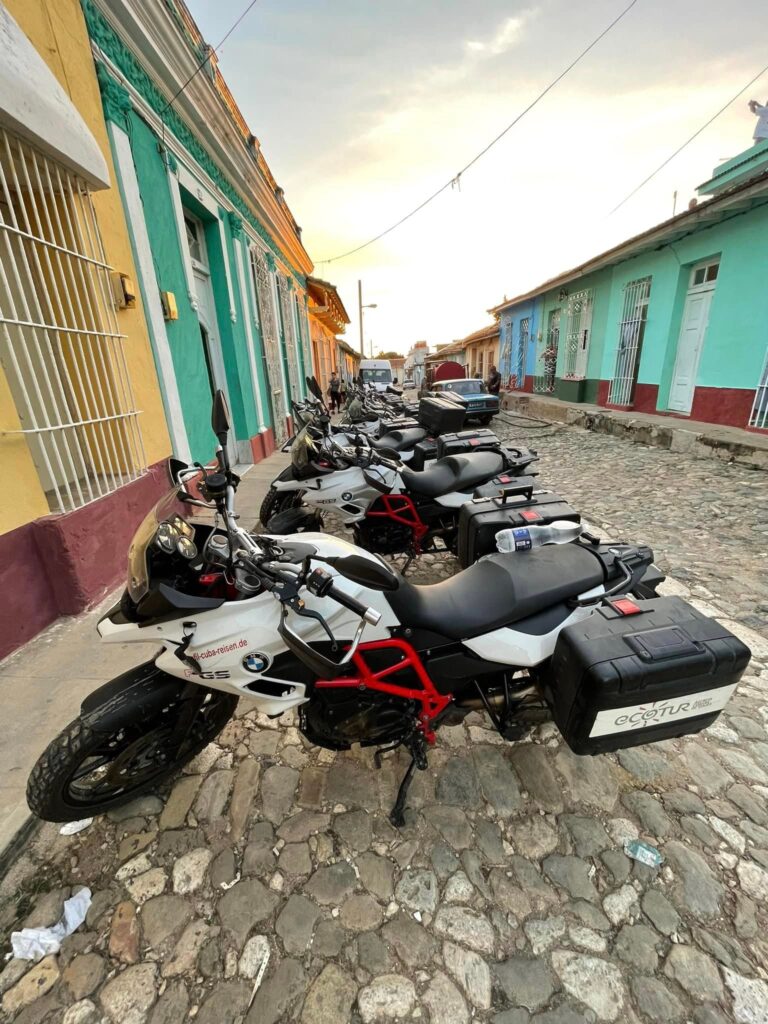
[497,297,543,390]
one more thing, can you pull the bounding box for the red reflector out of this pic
[613,598,642,616]
[199,573,220,585]
[520,509,542,522]
[470,439,481,445]
[498,475,512,483]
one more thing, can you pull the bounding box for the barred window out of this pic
[0,128,145,513]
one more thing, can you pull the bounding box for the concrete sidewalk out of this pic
[0,451,289,863]
[501,391,768,470]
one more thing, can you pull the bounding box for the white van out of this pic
[359,359,394,393]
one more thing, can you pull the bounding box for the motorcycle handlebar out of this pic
[327,583,381,626]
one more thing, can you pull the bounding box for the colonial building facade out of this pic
[83,0,316,459]
[306,276,353,391]
[0,0,347,660]
[492,143,768,431]
[0,0,173,658]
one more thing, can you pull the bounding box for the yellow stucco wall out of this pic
[0,0,171,536]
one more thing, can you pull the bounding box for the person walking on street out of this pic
[328,372,341,413]
[487,364,501,395]
[749,99,768,144]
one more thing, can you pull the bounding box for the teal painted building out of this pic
[83,0,316,465]
[492,142,768,431]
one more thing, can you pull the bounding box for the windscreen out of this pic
[127,487,185,602]
[361,368,392,383]
[290,425,318,472]
[440,379,486,395]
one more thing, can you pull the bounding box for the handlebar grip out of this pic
[328,583,381,626]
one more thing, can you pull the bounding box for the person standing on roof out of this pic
[749,99,768,143]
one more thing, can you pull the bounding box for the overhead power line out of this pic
[609,62,768,214]
[161,0,260,116]
[318,0,641,264]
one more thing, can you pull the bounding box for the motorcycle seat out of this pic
[399,451,505,498]
[387,545,605,640]
[369,427,427,452]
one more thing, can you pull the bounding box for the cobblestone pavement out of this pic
[2,425,768,1024]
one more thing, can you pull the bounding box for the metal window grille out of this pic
[515,317,529,388]
[749,342,768,430]
[563,289,594,379]
[250,247,287,443]
[277,275,301,402]
[0,128,145,514]
[534,309,560,393]
[499,320,512,381]
[608,277,652,406]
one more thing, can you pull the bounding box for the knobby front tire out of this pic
[26,691,238,822]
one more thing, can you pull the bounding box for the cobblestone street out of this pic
[2,424,768,1024]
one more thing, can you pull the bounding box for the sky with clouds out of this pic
[188,0,767,355]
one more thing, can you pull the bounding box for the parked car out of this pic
[403,378,416,389]
[430,377,499,425]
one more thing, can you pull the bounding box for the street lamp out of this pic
[358,279,377,356]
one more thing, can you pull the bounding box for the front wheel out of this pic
[259,487,304,529]
[26,688,238,822]
[478,414,494,425]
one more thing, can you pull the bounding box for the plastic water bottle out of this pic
[495,520,583,553]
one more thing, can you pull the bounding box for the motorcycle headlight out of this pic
[155,521,178,553]
[176,536,198,560]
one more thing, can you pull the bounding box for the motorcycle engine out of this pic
[354,519,412,555]
[300,689,416,750]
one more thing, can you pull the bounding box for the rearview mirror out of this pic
[211,389,231,441]
[308,376,323,401]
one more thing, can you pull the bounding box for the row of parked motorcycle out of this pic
[260,376,580,571]
[24,383,751,827]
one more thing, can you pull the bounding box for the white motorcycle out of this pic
[262,421,536,566]
[26,392,749,827]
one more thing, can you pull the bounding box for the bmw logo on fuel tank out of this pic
[243,651,271,673]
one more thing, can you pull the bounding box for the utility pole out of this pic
[357,280,377,357]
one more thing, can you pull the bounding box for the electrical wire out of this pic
[160,0,260,116]
[318,0,641,264]
[609,62,768,214]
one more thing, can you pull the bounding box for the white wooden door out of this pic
[193,266,228,399]
[668,262,718,413]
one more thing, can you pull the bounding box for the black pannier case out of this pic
[418,395,466,435]
[457,483,579,568]
[437,428,500,459]
[411,429,503,471]
[544,596,750,756]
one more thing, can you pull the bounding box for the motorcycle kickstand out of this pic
[399,547,418,576]
[389,735,428,829]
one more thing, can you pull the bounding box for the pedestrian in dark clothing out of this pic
[328,372,341,413]
[487,365,501,395]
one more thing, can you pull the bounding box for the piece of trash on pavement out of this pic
[220,872,241,890]
[624,839,663,867]
[11,887,92,961]
[59,818,93,836]
[247,939,270,1010]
